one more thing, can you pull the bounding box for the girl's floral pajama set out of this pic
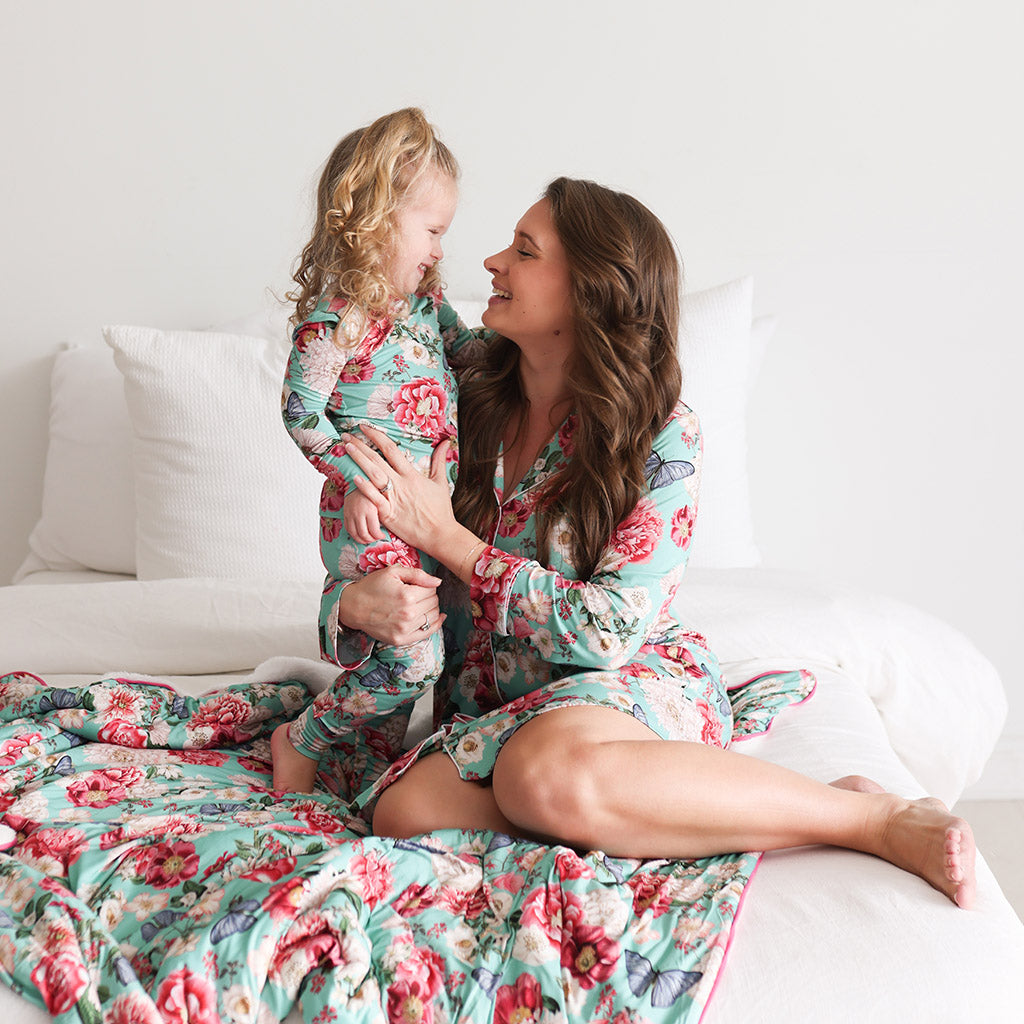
[281,291,470,779]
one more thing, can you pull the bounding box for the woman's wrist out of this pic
[433,523,488,584]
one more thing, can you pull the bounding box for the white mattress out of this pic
[1,567,1020,1021]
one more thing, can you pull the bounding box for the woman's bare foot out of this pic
[874,795,977,909]
[271,722,320,793]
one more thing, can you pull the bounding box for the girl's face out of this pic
[482,199,576,353]
[387,166,458,296]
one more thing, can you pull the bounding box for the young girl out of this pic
[273,108,473,794]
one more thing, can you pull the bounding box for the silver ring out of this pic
[380,477,393,495]
[420,615,430,632]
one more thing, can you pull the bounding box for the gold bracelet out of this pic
[459,540,486,580]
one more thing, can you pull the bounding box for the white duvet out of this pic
[1,567,1021,1021]
[3,566,1004,805]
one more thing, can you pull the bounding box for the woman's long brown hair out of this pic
[454,178,682,579]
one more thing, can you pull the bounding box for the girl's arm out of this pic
[281,318,364,498]
[436,293,492,368]
[344,407,703,670]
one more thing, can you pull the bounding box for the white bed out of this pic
[2,281,1022,1021]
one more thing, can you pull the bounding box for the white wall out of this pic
[1,0,1021,794]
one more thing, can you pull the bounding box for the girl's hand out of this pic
[337,563,445,645]
[344,488,385,544]
[343,425,457,557]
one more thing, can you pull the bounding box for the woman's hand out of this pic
[337,563,445,646]
[342,425,459,558]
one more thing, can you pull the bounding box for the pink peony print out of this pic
[670,505,696,549]
[189,692,256,744]
[358,538,420,574]
[437,885,489,920]
[262,876,307,921]
[351,851,394,909]
[628,872,674,917]
[520,884,585,949]
[497,498,532,538]
[393,378,449,438]
[19,827,88,874]
[154,968,220,1024]
[321,516,344,543]
[65,767,141,808]
[554,849,597,881]
[0,731,44,766]
[609,497,662,565]
[387,977,434,1024]
[108,992,162,1024]
[698,698,725,747]
[560,921,620,990]
[388,946,445,1024]
[97,719,147,747]
[269,912,348,984]
[392,882,438,918]
[31,949,91,1015]
[137,839,200,889]
[340,350,377,383]
[494,973,543,1024]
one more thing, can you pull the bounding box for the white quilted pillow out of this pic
[678,276,761,568]
[16,346,137,578]
[103,325,324,582]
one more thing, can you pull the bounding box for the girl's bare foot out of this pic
[875,796,976,909]
[271,722,320,793]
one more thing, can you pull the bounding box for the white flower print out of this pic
[366,383,395,420]
[296,333,345,395]
[446,922,478,965]
[517,589,554,623]
[494,650,516,683]
[453,732,486,765]
[512,923,560,965]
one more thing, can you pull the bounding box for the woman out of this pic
[334,177,976,909]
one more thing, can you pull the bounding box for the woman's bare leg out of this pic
[488,706,975,909]
[372,751,523,838]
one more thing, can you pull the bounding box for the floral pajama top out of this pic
[355,398,729,811]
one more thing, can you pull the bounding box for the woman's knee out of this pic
[492,724,604,845]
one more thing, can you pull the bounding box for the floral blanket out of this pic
[0,668,813,1024]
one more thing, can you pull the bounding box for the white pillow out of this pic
[103,325,324,582]
[17,284,767,582]
[678,277,762,568]
[15,345,137,580]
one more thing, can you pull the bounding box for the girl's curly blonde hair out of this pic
[288,107,459,333]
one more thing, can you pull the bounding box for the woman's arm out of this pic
[344,407,703,669]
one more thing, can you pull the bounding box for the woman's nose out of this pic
[484,247,506,274]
